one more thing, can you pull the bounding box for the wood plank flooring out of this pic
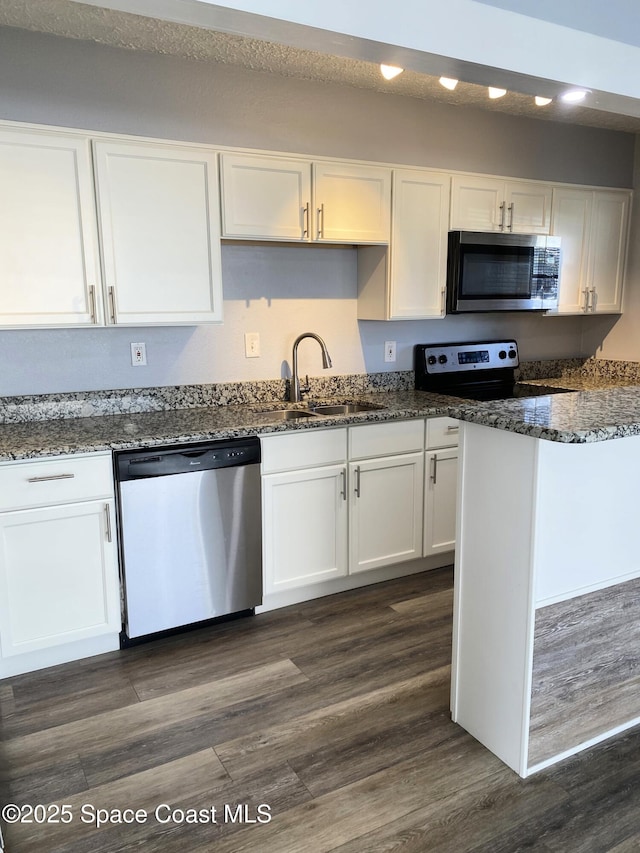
[2,566,640,852]
[529,576,640,767]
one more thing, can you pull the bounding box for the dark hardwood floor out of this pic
[2,566,640,852]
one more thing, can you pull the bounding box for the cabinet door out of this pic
[0,129,101,327]
[504,181,552,234]
[220,153,311,240]
[424,449,458,555]
[0,501,120,657]
[587,191,630,314]
[94,140,223,325]
[349,452,424,573]
[313,162,391,243]
[550,187,591,314]
[262,465,348,593]
[450,175,504,231]
[388,169,450,319]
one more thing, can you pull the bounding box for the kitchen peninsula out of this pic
[450,385,640,777]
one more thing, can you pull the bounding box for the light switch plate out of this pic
[245,332,260,358]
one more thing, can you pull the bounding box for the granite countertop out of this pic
[450,380,640,443]
[4,376,640,460]
[0,390,456,461]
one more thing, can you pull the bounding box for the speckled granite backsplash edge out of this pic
[3,358,639,424]
[0,372,414,424]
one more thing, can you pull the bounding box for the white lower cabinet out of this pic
[262,464,348,593]
[261,429,348,595]
[424,417,459,556]
[0,453,121,677]
[349,452,424,572]
[261,419,430,597]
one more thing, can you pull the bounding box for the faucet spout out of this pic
[290,333,333,402]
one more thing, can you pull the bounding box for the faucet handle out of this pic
[299,374,311,397]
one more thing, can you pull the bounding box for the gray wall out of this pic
[0,27,635,395]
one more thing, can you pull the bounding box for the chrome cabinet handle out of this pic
[354,465,361,498]
[430,455,438,484]
[104,503,112,543]
[108,286,117,323]
[590,287,597,311]
[27,473,75,483]
[499,202,506,231]
[507,203,514,231]
[340,469,347,501]
[88,285,97,323]
[582,289,590,312]
[317,203,324,239]
[446,425,459,433]
[302,202,309,238]
[440,287,446,316]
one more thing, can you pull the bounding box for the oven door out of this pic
[447,231,560,312]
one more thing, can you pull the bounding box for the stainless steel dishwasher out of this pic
[115,437,262,643]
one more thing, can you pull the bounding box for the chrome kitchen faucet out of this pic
[290,333,332,402]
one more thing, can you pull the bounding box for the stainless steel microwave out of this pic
[446,231,561,313]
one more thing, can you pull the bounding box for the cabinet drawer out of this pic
[426,417,459,449]
[261,428,347,474]
[0,453,114,512]
[349,419,424,460]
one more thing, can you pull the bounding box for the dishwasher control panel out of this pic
[115,437,261,481]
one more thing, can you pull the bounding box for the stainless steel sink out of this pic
[309,402,386,415]
[250,408,319,422]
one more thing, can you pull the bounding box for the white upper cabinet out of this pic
[220,152,391,244]
[220,153,311,240]
[313,162,391,243]
[94,140,223,325]
[588,191,630,313]
[550,187,630,314]
[451,175,552,234]
[357,169,450,320]
[0,128,102,328]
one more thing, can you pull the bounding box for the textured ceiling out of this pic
[1,0,640,134]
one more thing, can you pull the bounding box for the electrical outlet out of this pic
[130,342,147,366]
[244,332,260,358]
[384,341,396,363]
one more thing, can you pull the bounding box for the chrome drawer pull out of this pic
[446,425,459,433]
[27,473,76,483]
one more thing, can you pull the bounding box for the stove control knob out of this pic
[508,349,517,359]
[438,354,448,364]
[498,350,507,359]
[427,355,437,365]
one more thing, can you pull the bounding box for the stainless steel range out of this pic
[414,340,571,401]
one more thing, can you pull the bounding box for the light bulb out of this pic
[561,90,588,103]
[439,77,458,91]
[380,64,403,81]
[488,87,507,99]
[535,96,553,106]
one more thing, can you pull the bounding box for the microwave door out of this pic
[447,231,559,312]
[457,243,539,311]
